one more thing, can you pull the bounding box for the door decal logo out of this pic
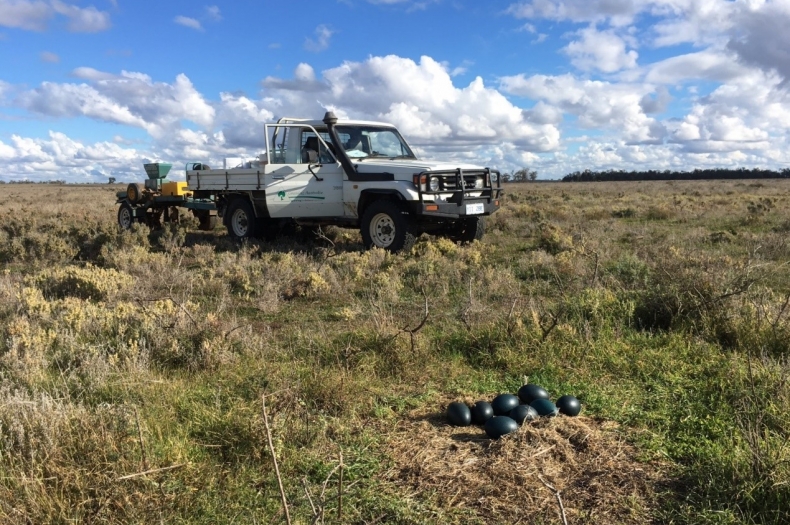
[272,190,325,201]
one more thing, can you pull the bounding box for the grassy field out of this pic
[0,180,789,524]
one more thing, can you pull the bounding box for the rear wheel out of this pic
[225,198,258,240]
[360,200,415,253]
[117,202,134,230]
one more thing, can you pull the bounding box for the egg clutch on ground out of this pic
[445,385,581,439]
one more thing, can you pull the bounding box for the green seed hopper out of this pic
[144,162,172,191]
[144,162,172,179]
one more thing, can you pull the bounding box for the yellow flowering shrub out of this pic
[219,263,260,297]
[432,237,459,255]
[2,277,199,375]
[25,264,133,301]
[460,243,484,267]
[333,306,359,321]
[282,271,331,299]
[3,316,56,369]
[307,272,330,295]
[332,248,394,286]
[537,222,574,254]
[17,286,52,316]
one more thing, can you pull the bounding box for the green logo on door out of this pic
[273,190,325,201]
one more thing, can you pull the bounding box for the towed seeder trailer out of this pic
[116,162,218,232]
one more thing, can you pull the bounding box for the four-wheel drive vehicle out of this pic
[117,111,502,252]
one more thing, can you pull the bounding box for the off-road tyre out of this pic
[360,200,415,253]
[117,202,135,230]
[450,216,485,244]
[224,198,258,240]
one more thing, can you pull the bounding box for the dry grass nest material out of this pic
[382,403,667,524]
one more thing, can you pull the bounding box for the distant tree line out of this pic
[1,179,67,184]
[562,167,790,182]
[502,168,538,182]
[0,179,121,184]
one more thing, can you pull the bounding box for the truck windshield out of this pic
[335,126,416,160]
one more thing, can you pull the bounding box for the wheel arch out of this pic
[217,192,269,220]
[218,193,253,220]
[357,189,406,219]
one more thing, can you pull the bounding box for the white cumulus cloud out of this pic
[40,50,59,63]
[215,92,275,149]
[645,50,748,85]
[261,55,560,152]
[506,0,643,27]
[563,26,638,73]
[0,0,110,32]
[304,24,334,52]
[205,5,221,21]
[16,81,149,128]
[0,0,52,31]
[51,0,110,32]
[499,73,663,144]
[0,131,143,182]
[16,70,216,139]
[174,15,202,31]
[727,1,790,84]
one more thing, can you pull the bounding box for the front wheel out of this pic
[225,198,258,240]
[449,216,485,244]
[360,200,415,253]
[117,202,135,230]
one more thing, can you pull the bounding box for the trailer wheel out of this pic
[117,202,135,230]
[199,214,218,231]
[126,183,144,204]
[449,216,485,244]
[225,198,258,239]
[360,200,415,252]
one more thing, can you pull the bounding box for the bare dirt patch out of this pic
[382,404,667,524]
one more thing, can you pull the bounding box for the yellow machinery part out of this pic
[161,181,190,197]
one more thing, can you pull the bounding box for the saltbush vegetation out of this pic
[0,181,789,523]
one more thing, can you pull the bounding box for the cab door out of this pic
[264,126,343,218]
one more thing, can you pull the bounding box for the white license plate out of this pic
[466,203,485,215]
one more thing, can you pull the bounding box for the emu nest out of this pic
[380,402,667,524]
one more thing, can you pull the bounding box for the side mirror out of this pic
[307,150,319,164]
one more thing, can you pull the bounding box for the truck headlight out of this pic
[475,177,484,189]
[429,177,440,192]
[490,171,499,183]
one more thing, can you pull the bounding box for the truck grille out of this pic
[439,175,480,191]
[429,170,487,192]
[413,168,503,205]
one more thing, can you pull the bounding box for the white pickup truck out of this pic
[121,112,502,252]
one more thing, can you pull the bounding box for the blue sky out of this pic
[1,0,789,182]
